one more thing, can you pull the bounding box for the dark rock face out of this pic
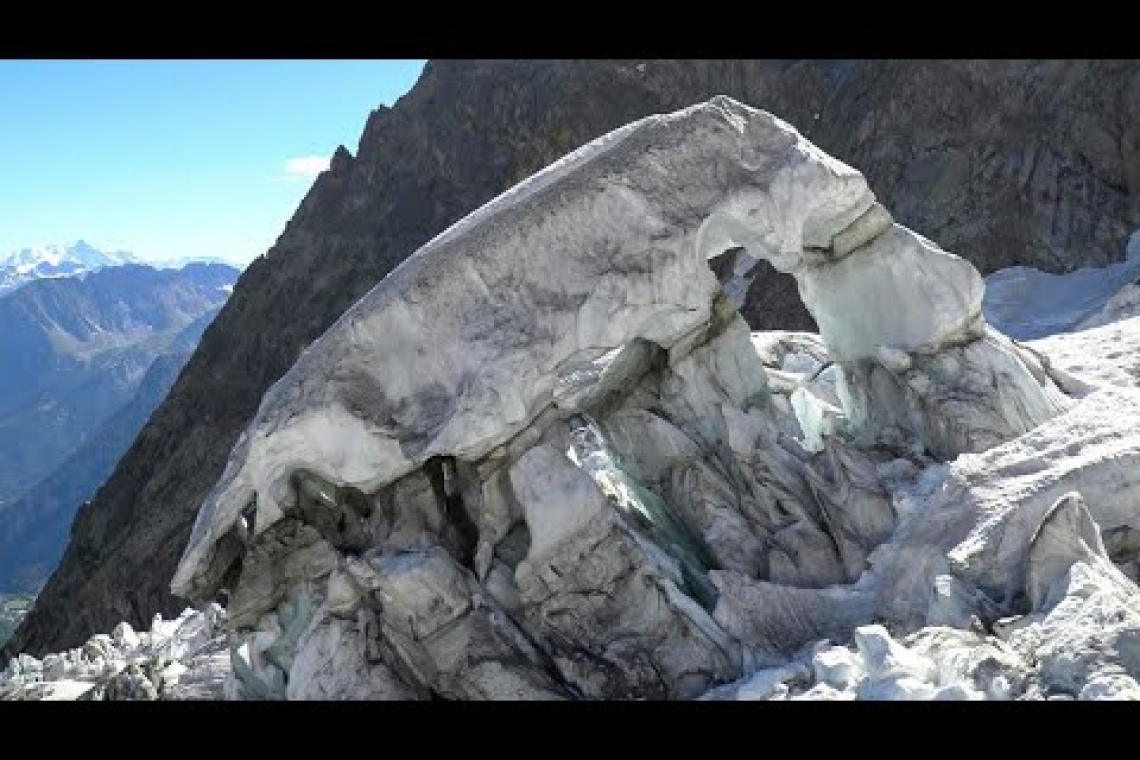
[7,59,1138,659]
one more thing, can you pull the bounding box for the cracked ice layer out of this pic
[172,95,885,599]
[1,606,229,701]
[166,95,1091,701]
[704,487,1140,702]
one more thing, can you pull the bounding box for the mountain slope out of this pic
[8,59,1139,658]
[0,263,238,510]
[0,310,217,594]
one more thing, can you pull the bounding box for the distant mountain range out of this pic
[151,255,241,271]
[0,262,239,541]
[0,244,240,595]
[0,336,205,595]
[0,241,241,295]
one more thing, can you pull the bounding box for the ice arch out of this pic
[170,96,1074,700]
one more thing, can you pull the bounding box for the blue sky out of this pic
[0,60,426,266]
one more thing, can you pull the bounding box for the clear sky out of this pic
[0,60,426,266]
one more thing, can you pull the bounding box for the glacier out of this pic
[7,97,1140,700]
[982,231,1140,340]
[1,605,229,700]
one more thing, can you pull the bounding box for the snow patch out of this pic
[983,232,1140,340]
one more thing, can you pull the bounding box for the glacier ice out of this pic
[983,230,1140,340]
[160,95,1116,700]
[0,604,229,700]
[5,95,1132,700]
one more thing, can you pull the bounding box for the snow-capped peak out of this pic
[2,240,137,272]
[0,241,140,295]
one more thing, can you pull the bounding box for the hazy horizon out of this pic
[0,60,426,266]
